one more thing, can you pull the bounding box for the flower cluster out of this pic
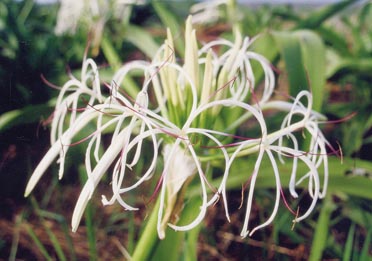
[55,0,144,35]
[25,16,329,239]
[54,0,144,54]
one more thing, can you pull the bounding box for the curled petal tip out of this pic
[24,174,39,198]
[71,185,93,233]
[24,190,30,198]
[158,229,165,240]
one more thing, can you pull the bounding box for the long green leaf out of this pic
[151,197,202,261]
[343,222,356,261]
[360,228,372,260]
[0,103,53,133]
[101,35,122,71]
[250,33,279,80]
[131,199,161,261]
[151,223,183,261]
[101,35,140,98]
[296,0,360,29]
[152,1,185,55]
[124,25,160,59]
[273,30,326,110]
[190,157,372,200]
[328,57,372,77]
[30,197,67,261]
[309,195,336,261]
[25,225,53,261]
[294,30,326,111]
[9,212,26,261]
[318,26,351,56]
[38,209,77,261]
[273,31,309,97]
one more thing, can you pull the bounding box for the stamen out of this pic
[40,74,62,90]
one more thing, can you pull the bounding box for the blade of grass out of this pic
[85,201,97,261]
[127,195,136,253]
[30,197,67,261]
[326,233,343,257]
[9,212,26,261]
[360,227,372,260]
[272,194,306,245]
[273,30,327,111]
[40,172,60,207]
[341,200,372,228]
[309,195,336,261]
[38,209,77,261]
[342,222,356,261]
[25,224,53,261]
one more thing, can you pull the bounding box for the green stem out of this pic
[131,199,161,261]
[309,195,336,261]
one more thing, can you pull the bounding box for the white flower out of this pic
[190,0,227,24]
[54,0,144,53]
[55,0,85,35]
[190,0,242,25]
[26,16,330,239]
[158,144,197,239]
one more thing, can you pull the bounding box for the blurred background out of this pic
[1,0,371,260]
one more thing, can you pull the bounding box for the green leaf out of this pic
[273,30,326,110]
[38,210,77,261]
[151,197,202,261]
[131,199,161,261]
[25,225,53,261]
[0,103,53,133]
[318,26,351,56]
[101,35,122,71]
[294,30,326,111]
[152,1,185,55]
[360,228,372,260]
[273,31,309,97]
[101,35,140,98]
[328,57,372,77]
[30,197,67,261]
[309,195,336,261]
[343,222,356,261]
[250,33,279,80]
[124,25,160,59]
[296,0,360,29]
[190,157,372,200]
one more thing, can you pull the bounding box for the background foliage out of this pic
[0,0,371,260]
